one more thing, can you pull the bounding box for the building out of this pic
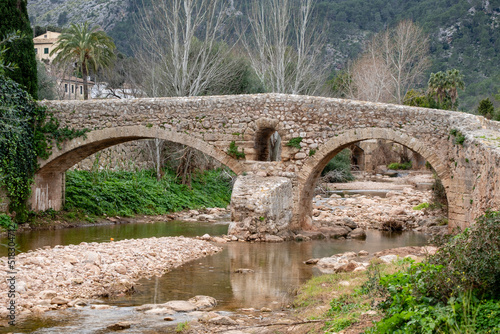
[33,31,61,62]
[59,75,95,100]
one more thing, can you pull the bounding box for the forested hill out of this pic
[28,0,500,111]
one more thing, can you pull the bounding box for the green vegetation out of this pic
[286,137,303,149]
[64,168,233,217]
[387,161,412,170]
[450,128,466,145]
[227,141,245,159]
[367,211,500,333]
[175,321,190,332]
[321,149,355,183]
[0,76,43,221]
[0,0,37,98]
[413,202,430,210]
[0,75,89,221]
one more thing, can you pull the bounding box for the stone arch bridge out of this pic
[33,94,500,235]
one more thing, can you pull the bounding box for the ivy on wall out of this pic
[0,75,88,221]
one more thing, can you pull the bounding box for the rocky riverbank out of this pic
[311,173,448,236]
[0,237,221,320]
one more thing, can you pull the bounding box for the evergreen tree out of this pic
[0,0,38,98]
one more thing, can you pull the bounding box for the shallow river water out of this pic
[1,219,429,333]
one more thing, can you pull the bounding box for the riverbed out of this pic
[0,217,428,333]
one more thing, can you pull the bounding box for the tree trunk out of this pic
[82,61,89,100]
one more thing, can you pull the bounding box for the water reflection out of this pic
[109,230,428,311]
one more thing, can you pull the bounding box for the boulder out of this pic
[188,296,217,310]
[349,228,366,239]
[208,316,237,325]
[342,217,358,229]
[164,300,197,312]
[107,322,131,331]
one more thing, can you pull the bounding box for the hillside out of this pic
[27,0,500,111]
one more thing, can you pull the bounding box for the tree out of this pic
[477,98,495,119]
[135,0,244,97]
[0,0,38,98]
[348,20,430,104]
[428,69,465,110]
[241,0,327,95]
[36,60,57,100]
[51,22,116,100]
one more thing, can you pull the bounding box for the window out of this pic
[44,48,49,54]
[64,84,68,93]
[34,48,37,54]
[80,86,82,94]
[44,35,47,38]
[71,85,74,93]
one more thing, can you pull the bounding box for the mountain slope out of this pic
[27,0,500,111]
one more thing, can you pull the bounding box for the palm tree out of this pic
[51,22,116,100]
[446,69,465,110]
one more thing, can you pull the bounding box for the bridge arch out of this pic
[295,127,451,229]
[33,125,244,211]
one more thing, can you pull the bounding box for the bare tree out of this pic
[347,20,429,104]
[134,0,242,97]
[349,46,393,102]
[382,20,430,104]
[241,0,327,95]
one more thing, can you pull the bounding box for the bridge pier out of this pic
[229,174,296,240]
[30,172,65,212]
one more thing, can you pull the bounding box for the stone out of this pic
[145,308,175,315]
[107,322,131,330]
[304,258,319,265]
[208,316,238,325]
[164,317,175,321]
[264,235,284,242]
[110,262,127,275]
[38,290,57,299]
[50,297,70,305]
[349,228,366,239]
[294,152,307,159]
[188,296,217,310]
[200,234,211,240]
[342,217,358,229]
[234,268,254,274]
[260,307,272,312]
[164,300,198,312]
[379,255,399,263]
[358,250,369,256]
[212,237,227,243]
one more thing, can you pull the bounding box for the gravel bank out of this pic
[0,237,221,319]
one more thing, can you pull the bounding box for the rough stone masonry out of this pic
[21,93,500,234]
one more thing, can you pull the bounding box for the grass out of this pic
[292,260,416,333]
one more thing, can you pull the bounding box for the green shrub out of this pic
[286,137,303,149]
[64,168,233,216]
[387,162,412,170]
[413,202,430,210]
[425,210,500,300]
[321,149,354,183]
[368,211,500,334]
[0,213,14,229]
[227,141,245,159]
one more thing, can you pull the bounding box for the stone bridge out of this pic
[33,94,500,235]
